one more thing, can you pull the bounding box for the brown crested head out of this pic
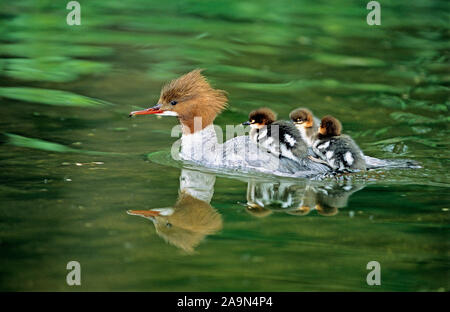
[247,108,277,126]
[319,115,342,137]
[157,69,227,133]
[289,108,314,127]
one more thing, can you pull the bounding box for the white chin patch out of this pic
[157,111,178,117]
[151,208,174,216]
[250,124,264,130]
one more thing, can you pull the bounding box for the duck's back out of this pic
[221,135,329,177]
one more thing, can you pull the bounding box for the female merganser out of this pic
[242,108,307,162]
[289,108,320,146]
[129,69,329,177]
[309,115,366,171]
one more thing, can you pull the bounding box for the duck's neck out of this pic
[180,124,219,163]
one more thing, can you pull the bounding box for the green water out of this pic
[0,0,449,291]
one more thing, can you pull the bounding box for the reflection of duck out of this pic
[314,181,364,216]
[127,169,222,253]
[127,167,367,254]
[285,185,317,216]
[244,178,365,217]
[246,179,307,211]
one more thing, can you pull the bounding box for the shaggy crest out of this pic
[160,69,227,129]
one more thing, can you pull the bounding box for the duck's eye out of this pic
[170,100,177,105]
[166,222,172,228]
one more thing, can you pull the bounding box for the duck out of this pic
[309,115,366,171]
[289,108,320,146]
[242,108,307,162]
[129,69,330,177]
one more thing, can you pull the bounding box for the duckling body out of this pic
[312,134,366,171]
[244,108,307,162]
[310,115,366,171]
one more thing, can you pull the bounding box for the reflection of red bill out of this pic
[127,210,161,217]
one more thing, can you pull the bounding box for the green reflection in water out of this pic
[0,87,113,107]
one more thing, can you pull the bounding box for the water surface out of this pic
[0,0,449,291]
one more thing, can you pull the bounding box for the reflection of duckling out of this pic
[313,180,365,216]
[310,116,366,171]
[246,180,307,211]
[245,204,273,218]
[127,191,222,253]
[314,181,364,209]
[285,185,316,216]
[289,108,320,146]
[286,205,311,216]
[243,108,307,162]
[315,204,339,216]
[245,180,276,218]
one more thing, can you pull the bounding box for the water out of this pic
[0,0,449,291]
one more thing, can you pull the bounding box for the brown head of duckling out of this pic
[289,108,314,128]
[243,108,277,129]
[318,115,342,138]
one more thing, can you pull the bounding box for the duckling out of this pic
[289,108,320,146]
[309,115,366,171]
[243,108,307,162]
